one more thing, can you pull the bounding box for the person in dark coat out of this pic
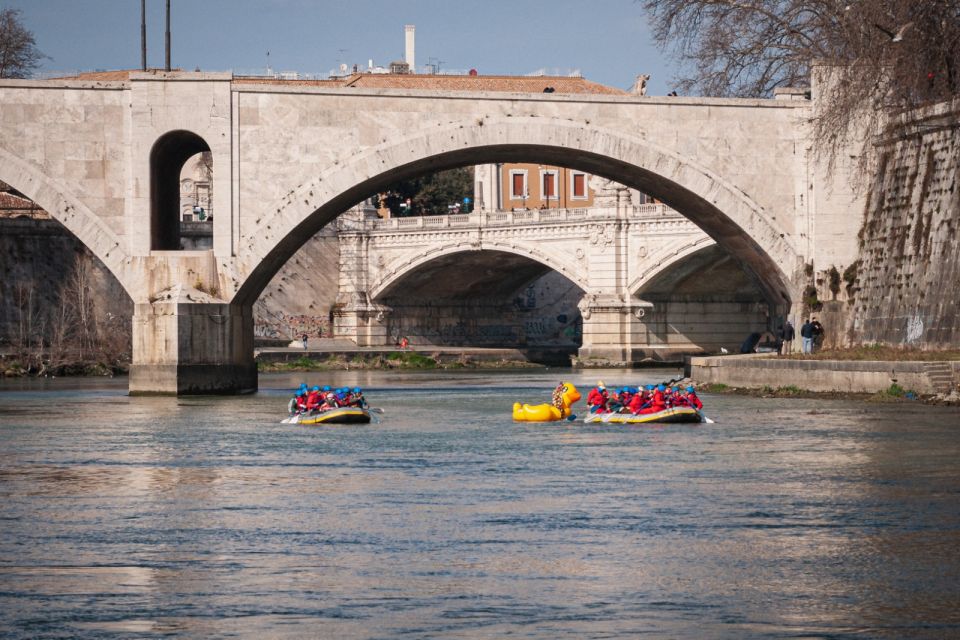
[779,321,796,355]
[800,319,814,354]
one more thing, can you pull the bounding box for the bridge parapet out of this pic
[340,203,684,233]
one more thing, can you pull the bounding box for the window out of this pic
[541,170,558,200]
[509,170,528,200]
[570,171,588,200]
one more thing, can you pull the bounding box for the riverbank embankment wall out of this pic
[687,354,959,394]
[840,99,960,348]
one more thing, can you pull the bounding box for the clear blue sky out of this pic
[5,0,677,94]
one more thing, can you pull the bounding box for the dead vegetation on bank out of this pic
[257,352,543,372]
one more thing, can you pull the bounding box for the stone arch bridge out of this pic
[334,202,733,359]
[0,72,862,393]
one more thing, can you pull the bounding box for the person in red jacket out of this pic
[638,384,667,414]
[670,386,688,407]
[586,381,609,413]
[295,389,308,413]
[628,387,651,414]
[685,386,703,410]
[305,385,322,412]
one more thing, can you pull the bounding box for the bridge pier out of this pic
[333,294,393,347]
[129,299,257,395]
[576,294,656,365]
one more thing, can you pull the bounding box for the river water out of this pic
[1,369,958,639]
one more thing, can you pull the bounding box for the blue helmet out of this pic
[312,386,320,391]
[299,383,308,390]
[657,384,666,392]
[297,389,306,396]
[322,385,331,392]
[686,386,695,393]
[353,387,362,393]
[645,385,654,391]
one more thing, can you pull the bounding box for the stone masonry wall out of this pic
[253,226,340,341]
[849,100,960,347]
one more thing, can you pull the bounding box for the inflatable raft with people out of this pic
[582,380,710,424]
[282,384,374,425]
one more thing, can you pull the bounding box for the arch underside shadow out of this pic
[374,249,586,350]
[637,244,768,303]
[628,235,717,297]
[238,119,798,311]
[370,242,590,301]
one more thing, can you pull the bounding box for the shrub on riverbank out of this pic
[1,357,127,378]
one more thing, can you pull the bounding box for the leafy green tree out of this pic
[0,8,45,79]
[382,167,474,217]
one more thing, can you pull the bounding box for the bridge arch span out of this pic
[368,239,591,301]
[0,144,132,291]
[627,235,718,297]
[237,116,799,310]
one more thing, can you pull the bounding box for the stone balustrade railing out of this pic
[338,203,687,232]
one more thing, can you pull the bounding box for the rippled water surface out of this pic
[1,369,959,639]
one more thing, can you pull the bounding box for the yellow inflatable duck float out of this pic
[512,382,581,422]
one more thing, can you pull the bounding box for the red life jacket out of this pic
[587,388,608,411]
[648,390,666,412]
[688,393,703,410]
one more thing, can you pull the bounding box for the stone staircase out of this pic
[923,362,957,394]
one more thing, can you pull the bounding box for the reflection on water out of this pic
[1,370,959,638]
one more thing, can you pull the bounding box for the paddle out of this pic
[698,411,716,424]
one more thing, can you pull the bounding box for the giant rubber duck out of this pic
[512,382,581,422]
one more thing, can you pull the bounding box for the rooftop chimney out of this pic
[405,25,415,73]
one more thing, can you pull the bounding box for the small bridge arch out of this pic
[368,239,592,301]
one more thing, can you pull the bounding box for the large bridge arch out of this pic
[0,144,132,292]
[368,240,591,301]
[235,116,799,310]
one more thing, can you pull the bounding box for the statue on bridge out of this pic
[630,74,650,96]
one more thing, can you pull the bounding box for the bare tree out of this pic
[0,8,45,78]
[644,1,960,167]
